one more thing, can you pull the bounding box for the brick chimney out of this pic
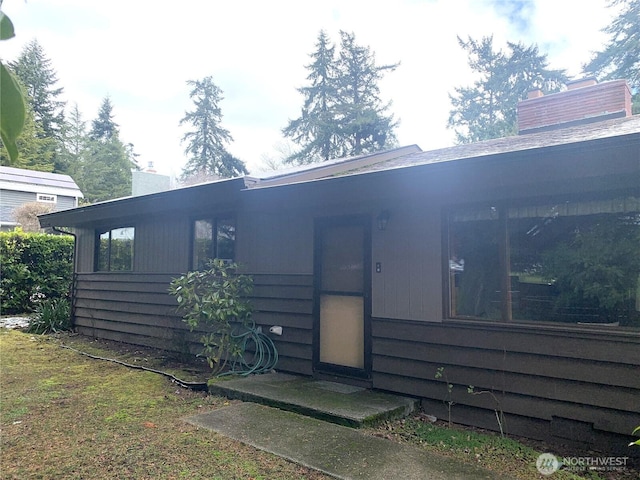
[517,78,632,134]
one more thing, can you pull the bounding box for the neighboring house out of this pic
[0,166,83,231]
[39,79,639,453]
[131,162,171,196]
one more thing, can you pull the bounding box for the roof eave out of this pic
[38,176,247,228]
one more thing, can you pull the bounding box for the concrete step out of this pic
[208,372,417,428]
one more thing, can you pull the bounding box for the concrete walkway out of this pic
[186,373,515,479]
[186,403,513,480]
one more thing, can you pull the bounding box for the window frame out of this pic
[443,192,640,329]
[95,226,135,272]
[36,193,57,203]
[190,214,236,269]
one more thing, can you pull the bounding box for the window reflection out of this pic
[449,197,640,327]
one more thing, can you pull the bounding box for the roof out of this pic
[0,166,83,198]
[38,146,422,227]
[39,114,640,227]
[246,145,422,187]
[347,114,640,177]
[38,177,246,227]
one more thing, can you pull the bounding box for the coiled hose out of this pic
[219,321,279,377]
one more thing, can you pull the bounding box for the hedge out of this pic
[0,230,74,314]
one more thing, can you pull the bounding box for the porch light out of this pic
[377,210,390,231]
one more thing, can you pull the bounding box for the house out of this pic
[131,162,171,196]
[39,79,639,453]
[0,166,83,231]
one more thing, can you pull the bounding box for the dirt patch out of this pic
[53,332,213,383]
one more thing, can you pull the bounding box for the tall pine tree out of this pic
[334,31,398,157]
[448,36,567,144]
[77,97,137,203]
[180,76,247,179]
[284,31,398,165]
[60,103,88,180]
[283,30,339,164]
[10,39,65,140]
[0,100,55,171]
[8,39,66,171]
[89,96,119,141]
[583,0,639,112]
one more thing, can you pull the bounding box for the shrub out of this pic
[0,230,74,314]
[168,259,253,375]
[12,202,54,232]
[27,298,72,334]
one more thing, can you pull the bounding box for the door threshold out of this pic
[313,370,372,390]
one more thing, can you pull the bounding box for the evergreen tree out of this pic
[283,30,339,164]
[284,31,399,165]
[59,103,88,179]
[448,36,567,144]
[0,101,55,171]
[81,136,132,202]
[9,39,65,170]
[334,31,398,157]
[89,97,119,141]
[76,98,137,203]
[9,39,65,139]
[583,0,639,113]
[180,76,247,179]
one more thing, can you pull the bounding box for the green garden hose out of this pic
[218,321,279,377]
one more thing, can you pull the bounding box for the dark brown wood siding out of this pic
[72,272,314,375]
[74,227,95,273]
[73,273,188,351]
[372,317,640,445]
[135,217,190,273]
[249,274,314,375]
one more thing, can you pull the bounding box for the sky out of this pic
[1,0,618,178]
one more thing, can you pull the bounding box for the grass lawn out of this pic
[0,329,328,480]
[1,328,637,479]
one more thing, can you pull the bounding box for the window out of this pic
[96,227,135,272]
[37,193,56,203]
[192,217,235,269]
[447,196,640,327]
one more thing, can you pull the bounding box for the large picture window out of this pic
[192,216,235,269]
[447,196,640,327]
[96,227,135,272]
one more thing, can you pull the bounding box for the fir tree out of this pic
[60,103,88,179]
[76,98,137,203]
[583,0,639,112]
[180,76,247,179]
[333,31,398,157]
[89,97,119,141]
[0,101,55,171]
[9,39,65,141]
[448,36,567,144]
[284,31,398,165]
[283,30,339,164]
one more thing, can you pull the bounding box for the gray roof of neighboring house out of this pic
[0,166,83,197]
